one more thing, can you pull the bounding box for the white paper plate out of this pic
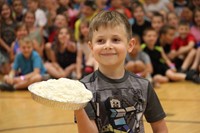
[28,79,92,110]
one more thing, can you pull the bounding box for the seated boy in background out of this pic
[125,34,153,82]
[0,36,46,91]
[141,27,200,86]
[168,21,197,72]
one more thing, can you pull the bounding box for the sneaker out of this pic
[0,83,15,91]
[192,75,200,84]
[186,71,200,84]
[177,68,187,73]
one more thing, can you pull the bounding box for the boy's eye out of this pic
[96,39,105,44]
[112,38,120,42]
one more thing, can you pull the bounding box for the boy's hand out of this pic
[169,63,177,72]
[4,75,14,85]
[168,52,176,60]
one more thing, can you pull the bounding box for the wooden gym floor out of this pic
[0,81,200,133]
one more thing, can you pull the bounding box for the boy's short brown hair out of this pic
[159,25,176,35]
[88,11,132,41]
[19,36,33,46]
[152,11,165,22]
[143,27,157,36]
[178,21,190,27]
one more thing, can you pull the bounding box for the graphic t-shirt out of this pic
[81,70,166,133]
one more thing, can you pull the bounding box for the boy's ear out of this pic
[128,38,135,53]
[88,41,93,50]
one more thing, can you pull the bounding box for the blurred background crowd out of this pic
[0,0,200,90]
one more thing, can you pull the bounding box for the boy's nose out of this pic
[103,41,113,50]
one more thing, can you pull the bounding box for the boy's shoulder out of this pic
[175,33,195,41]
[128,70,150,84]
[80,71,97,84]
[80,70,150,85]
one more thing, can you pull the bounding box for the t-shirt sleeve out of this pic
[141,52,151,64]
[32,52,43,69]
[84,101,96,120]
[144,83,166,123]
[171,39,178,50]
[187,34,196,43]
[12,54,20,71]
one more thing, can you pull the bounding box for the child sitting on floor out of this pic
[0,36,46,91]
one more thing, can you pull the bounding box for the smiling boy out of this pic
[74,11,168,133]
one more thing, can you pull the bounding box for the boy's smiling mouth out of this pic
[100,53,117,56]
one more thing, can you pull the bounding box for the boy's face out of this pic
[143,30,158,47]
[167,13,179,28]
[13,0,23,14]
[178,25,190,39]
[151,16,164,32]
[27,0,38,12]
[89,25,134,68]
[20,42,33,58]
[163,29,175,44]
[133,6,145,22]
[181,7,193,21]
[81,5,94,17]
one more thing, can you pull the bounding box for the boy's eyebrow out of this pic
[95,34,121,38]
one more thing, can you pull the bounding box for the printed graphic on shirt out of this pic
[96,89,144,133]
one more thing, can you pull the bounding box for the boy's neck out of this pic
[136,19,145,25]
[159,38,165,46]
[23,52,32,59]
[98,65,125,79]
[147,44,155,50]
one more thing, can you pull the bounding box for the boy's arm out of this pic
[10,42,15,62]
[160,48,175,70]
[168,49,177,60]
[0,38,11,53]
[76,48,83,79]
[74,109,98,133]
[33,40,44,57]
[4,69,16,84]
[150,119,168,133]
[177,41,195,55]
[23,68,40,79]
[139,63,153,78]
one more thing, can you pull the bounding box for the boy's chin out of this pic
[24,54,31,58]
[180,35,186,39]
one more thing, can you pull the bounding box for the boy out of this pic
[151,12,165,33]
[0,36,46,91]
[168,21,196,72]
[75,11,168,133]
[159,25,176,56]
[131,1,151,43]
[141,27,200,85]
[125,34,153,81]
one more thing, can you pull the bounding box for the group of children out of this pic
[125,1,200,87]
[0,0,200,89]
[0,0,200,132]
